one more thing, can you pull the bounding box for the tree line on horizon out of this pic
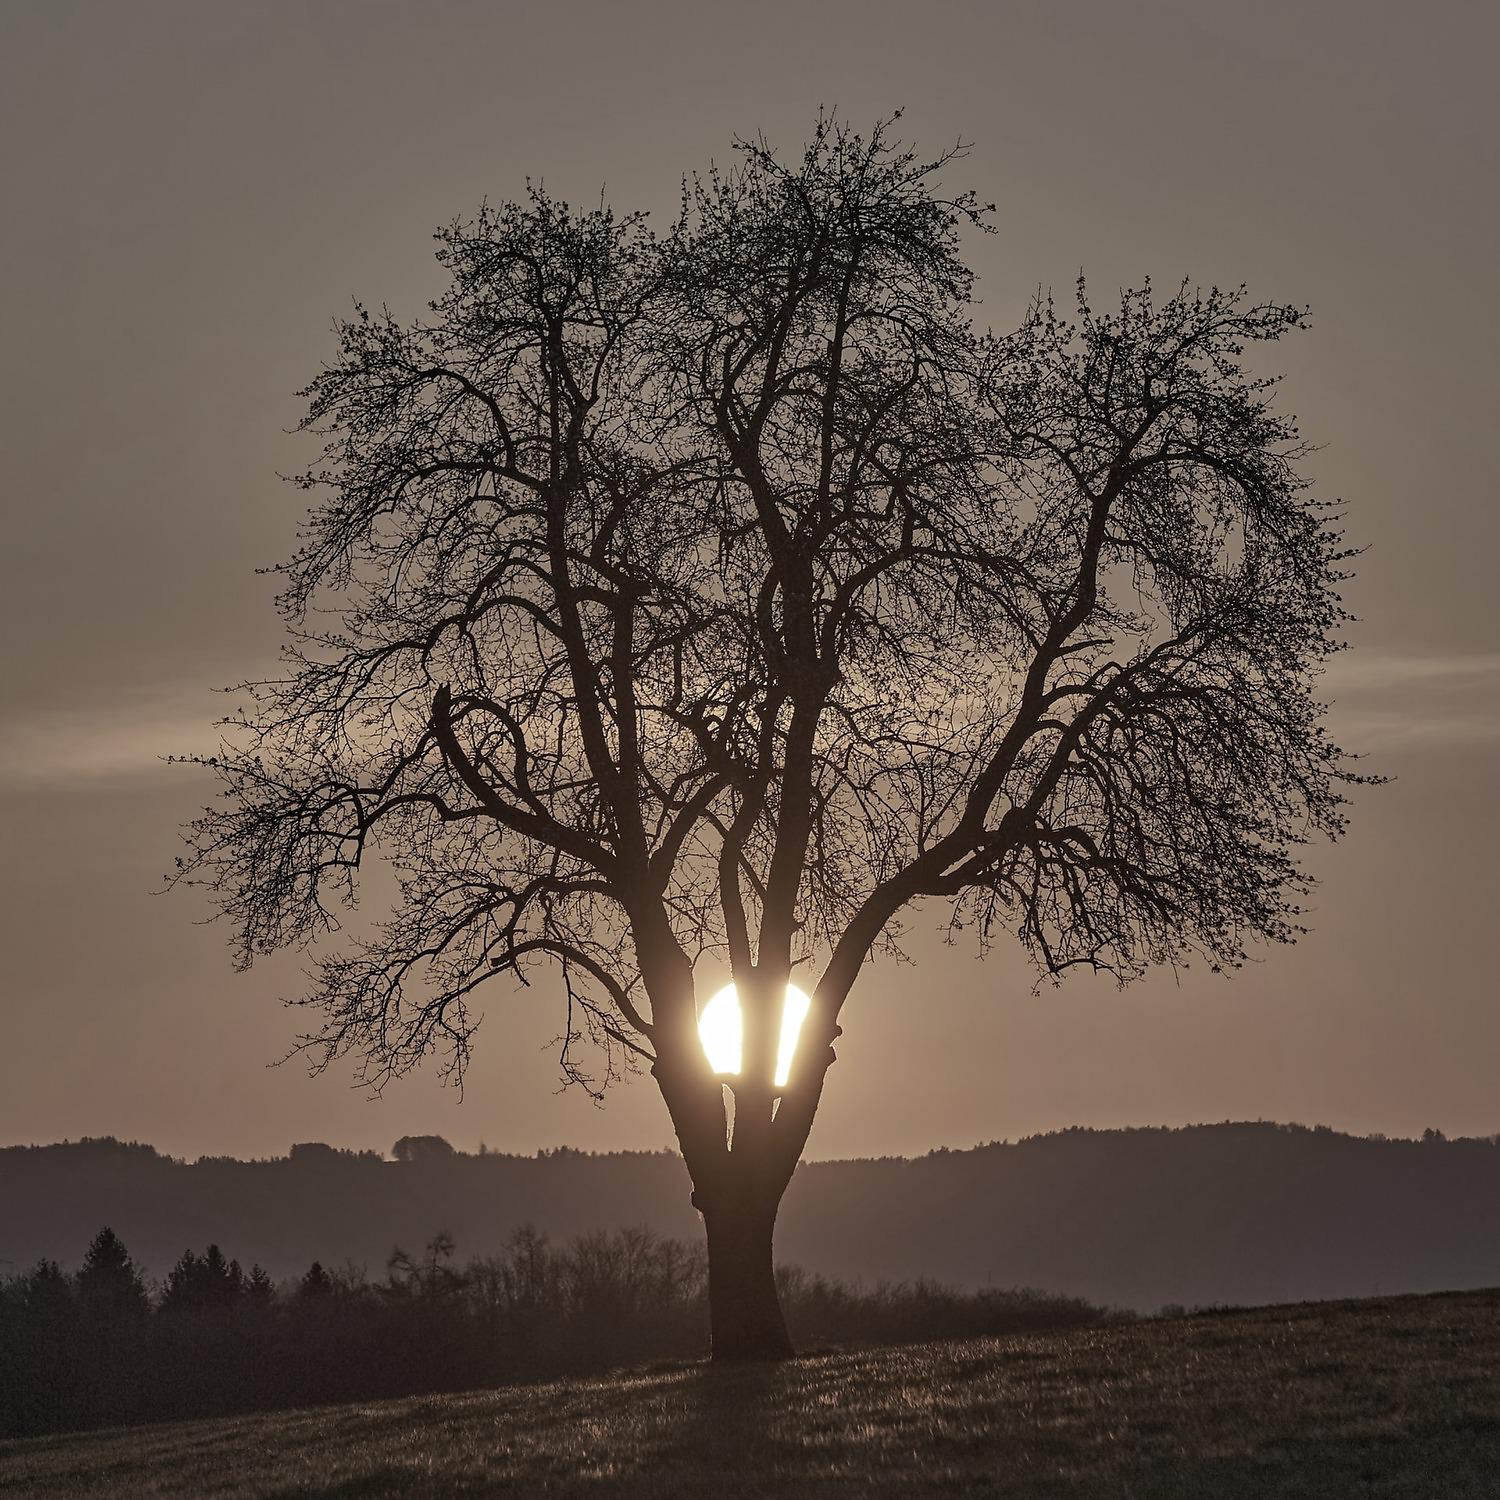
[6,1119,1486,1169]
[0,1223,1114,1439]
[6,1123,1498,1319]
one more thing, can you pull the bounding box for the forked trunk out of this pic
[702,1196,793,1360]
[650,992,836,1363]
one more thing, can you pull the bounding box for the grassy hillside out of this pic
[3,1288,1497,1498]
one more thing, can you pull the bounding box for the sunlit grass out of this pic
[4,1287,1498,1497]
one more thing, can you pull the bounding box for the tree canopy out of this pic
[176,114,1369,1356]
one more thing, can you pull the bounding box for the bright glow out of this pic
[775,984,811,1088]
[697,982,812,1089]
[697,984,743,1077]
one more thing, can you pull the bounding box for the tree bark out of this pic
[701,1193,793,1361]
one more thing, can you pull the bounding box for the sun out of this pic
[697,982,812,1089]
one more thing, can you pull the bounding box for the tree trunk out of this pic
[649,988,838,1364]
[702,1195,793,1361]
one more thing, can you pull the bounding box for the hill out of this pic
[3,1287,1497,1498]
[4,1123,1499,1310]
[780,1123,1500,1309]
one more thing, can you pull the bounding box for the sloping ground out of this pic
[3,1288,1497,1499]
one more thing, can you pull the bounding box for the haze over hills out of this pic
[3,1123,1497,1312]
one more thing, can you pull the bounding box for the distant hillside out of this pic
[3,1123,1498,1310]
[778,1124,1500,1310]
[0,1139,699,1291]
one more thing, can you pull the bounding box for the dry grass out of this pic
[3,1287,1497,1498]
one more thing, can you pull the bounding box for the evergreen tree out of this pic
[76,1227,148,1319]
[161,1248,202,1311]
[299,1260,332,1300]
[21,1258,72,1317]
[201,1244,233,1304]
[161,1245,241,1311]
[246,1264,276,1309]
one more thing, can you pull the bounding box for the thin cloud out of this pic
[0,691,224,784]
[4,651,1495,782]
[1322,651,1500,749]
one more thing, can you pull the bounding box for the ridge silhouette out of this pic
[2,1122,1496,1313]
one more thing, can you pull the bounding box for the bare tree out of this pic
[176,115,1371,1359]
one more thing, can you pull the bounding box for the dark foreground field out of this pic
[3,1288,1497,1498]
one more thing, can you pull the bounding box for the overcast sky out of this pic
[2,0,1497,1162]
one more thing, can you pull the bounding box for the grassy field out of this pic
[3,1287,1497,1498]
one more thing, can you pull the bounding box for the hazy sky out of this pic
[2,0,1497,1163]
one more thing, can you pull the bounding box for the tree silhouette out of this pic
[298,1260,333,1301]
[2,1220,1116,1438]
[76,1227,149,1320]
[387,1231,465,1301]
[246,1263,276,1309]
[392,1134,457,1163]
[178,115,1370,1358]
[162,1244,243,1313]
